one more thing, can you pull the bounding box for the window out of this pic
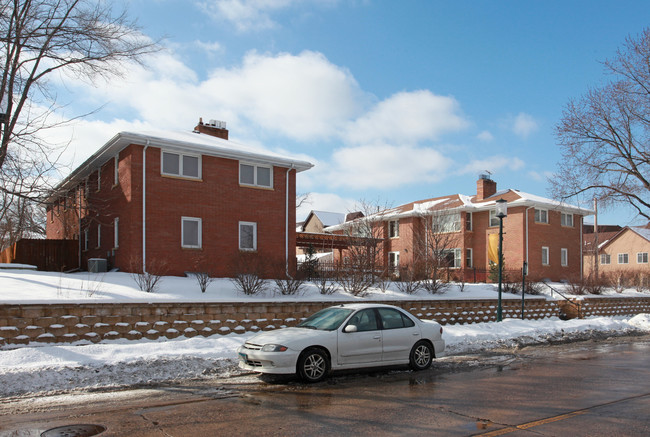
[489,210,499,227]
[600,253,611,265]
[114,155,119,185]
[466,248,473,268]
[535,209,548,224]
[161,151,201,179]
[114,217,119,248]
[465,212,473,231]
[389,252,400,270]
[83,229,89,251]
[541,247,549,265]
[638,252,648,264]
[618,253,629,264]
[377,307,415,329]
[181,217,202,248]
[561,248,568,267]
[239,163,272,188]
[434,212,461,233]
[388,220,399,238]
[239,222,257,251]
[97,224,101,248]
[561,213,573,227]
[442,248,462,268]
[96,167,101,191]
[348,309,379,332]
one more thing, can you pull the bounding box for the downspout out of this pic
[78,187,82,269]
[286,165,294,278]
[142,141,150,273]
[525,206,534,273]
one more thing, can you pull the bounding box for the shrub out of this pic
[314,276,337,295]
[232,273,267,296]
[274,276,305,296]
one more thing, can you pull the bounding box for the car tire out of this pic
[409,341,433,371]
[297,348,329,383]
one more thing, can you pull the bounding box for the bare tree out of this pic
[414,209,462,293]
[553,28,650,219]
[0,0,160,202]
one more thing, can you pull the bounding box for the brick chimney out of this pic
[476,174,497,201]
[193,117,228,140]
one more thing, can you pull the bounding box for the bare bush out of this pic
[336,267,374,297]
[230,253,270,296]
[274,276,305,296]
[393,264,422,295]
[129,256,165,293]
[314,276,337,295]
[523,281,545,296]
[193,271,214,293]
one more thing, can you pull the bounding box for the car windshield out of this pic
[297,307,354,331]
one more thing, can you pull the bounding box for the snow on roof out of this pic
[311,211,345,227]
[48,129,313,201]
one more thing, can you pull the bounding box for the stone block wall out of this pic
[1,297,648,347]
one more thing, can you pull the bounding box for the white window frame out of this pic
[239,162,273,188]
[600,253,611,265]
[441,248,462,268]
[535,208,549,224]
[466,248,473,268]
[465,212,473,231]
[83,229,89,251]
[489,210,499,227]
[161,151,202,179]
[239,221,257,251]
[638,252,648,264]
[561,248,568,267]
[388,220,399,238]
[541,246,549,266]
[388,251,400,270]
[561,213,574,227]
[181,217,202,249]
[434,212,461,233]
[114,155,119,185]
[96,167,101,191]
[114,217,119,249]
[97,224,101,248]
[618,253,629,264]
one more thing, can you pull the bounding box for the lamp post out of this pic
[495,198,507,322]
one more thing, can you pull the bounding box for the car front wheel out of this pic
[409,341,433,371]
[297,348,329,382]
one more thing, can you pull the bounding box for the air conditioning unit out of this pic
[88,258,107,273]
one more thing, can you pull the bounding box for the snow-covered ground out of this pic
[1,268,649,398]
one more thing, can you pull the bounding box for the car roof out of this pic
[327,303,401,310]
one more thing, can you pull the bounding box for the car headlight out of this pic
[262,344,288,352]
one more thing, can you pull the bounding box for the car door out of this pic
[377,308,421,363]
[337,308,383,365]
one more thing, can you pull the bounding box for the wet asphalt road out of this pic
[1,334,649,436]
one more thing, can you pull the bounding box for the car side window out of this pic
[348,309,379,332]
[378,308,414,329]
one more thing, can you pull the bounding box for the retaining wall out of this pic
[1,297,648,347]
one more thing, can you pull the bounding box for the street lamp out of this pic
[495,198,507,322]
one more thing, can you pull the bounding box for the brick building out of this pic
[45,119,313,277]
[327,175,593,282]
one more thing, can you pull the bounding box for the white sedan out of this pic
[237,303,445,382]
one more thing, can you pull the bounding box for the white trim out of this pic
[618,253,629,264]
[239,221,257,251]
[637,252,648,264]
[388,219,399,238]
[388,251,400,269]
[114,217,119,249]
[466,248,473,268]
[97,224,101,248]
[114,155,119,185]
[541,246,549,266]
[534,208,549,224]
[561,248,568,267]
[181,217,202,249]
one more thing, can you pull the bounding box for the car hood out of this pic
[245,327,330,346]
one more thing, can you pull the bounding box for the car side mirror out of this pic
[344,325,358,333]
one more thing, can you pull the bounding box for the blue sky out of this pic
[51,0,650,225]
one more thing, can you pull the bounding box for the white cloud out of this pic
[460,156,525,177]
[197,0,337,32]
[477,130,494,142]
[202,50,365,140]
[296,192,357,222]
[345,90,469,145]
[511,112,539,139]
[528,170,554,182]
[326,143,454,190]
[193,40,223,54]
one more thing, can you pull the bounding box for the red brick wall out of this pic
[47,143,297,278]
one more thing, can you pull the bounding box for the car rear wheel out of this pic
[409,341,433,371]
[297,348,329,382]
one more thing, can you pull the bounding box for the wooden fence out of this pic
[0,239,78,272]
